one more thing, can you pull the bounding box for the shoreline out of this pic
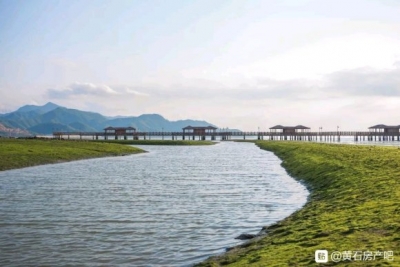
[94,140,217,145]
[0,139,146,172]
[0,138,216,172]
[196,141,400,266]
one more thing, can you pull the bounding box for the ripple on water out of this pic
[0,142,308,266]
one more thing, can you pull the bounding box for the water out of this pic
[0,142,308,266]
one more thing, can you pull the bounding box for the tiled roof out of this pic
[368,125,400,129]
[104,126,136,130]
[269,125,310,130]
[183,125,218,130]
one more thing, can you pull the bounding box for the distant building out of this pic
[104,126,136,136]
[182,126,217,135]
[269,125,310,134]
[368,124,400,134]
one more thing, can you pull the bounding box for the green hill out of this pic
[0,102,218,135]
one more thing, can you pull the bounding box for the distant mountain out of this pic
[16,102,60,114]
[40,107,106,129]
[28,122,77,134]
[104,114,215,132]
[0,123,31,137]
[0,102,219,135]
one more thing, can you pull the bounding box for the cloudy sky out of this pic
[1,0,399,130]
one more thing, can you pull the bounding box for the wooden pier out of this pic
[52,130,400,142]
[52,124,400,142]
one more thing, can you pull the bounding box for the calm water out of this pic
[0,142,308,266]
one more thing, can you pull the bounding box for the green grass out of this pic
[0,138,145,171]
[96,140,216,145]
[197,141,400,267]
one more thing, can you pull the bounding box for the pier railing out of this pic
[52,131,400,142]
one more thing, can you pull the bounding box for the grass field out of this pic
[0,138,145,171]
[97,140,216,145]
[197,141,400,267]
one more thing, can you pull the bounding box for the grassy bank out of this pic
[97,140,216,145]
[0,138,145,171]
[197,141,400,266]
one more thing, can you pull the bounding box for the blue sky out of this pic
[1,0,400,130]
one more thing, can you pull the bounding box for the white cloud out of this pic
[125,88,150,96]
[48,82,150,99]
[48,82,118,98]
[326,63,400,96]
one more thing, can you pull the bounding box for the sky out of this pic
[0,0,400,131]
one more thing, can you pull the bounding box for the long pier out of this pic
[52,131,400,142]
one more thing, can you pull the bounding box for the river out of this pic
[0,142,308,266]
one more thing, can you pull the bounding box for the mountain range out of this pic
[0,102,218,136]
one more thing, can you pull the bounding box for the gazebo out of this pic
[368,124,400,134]
[182,125,217,140]
[269,125,310,134]
[103,126,136,140]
